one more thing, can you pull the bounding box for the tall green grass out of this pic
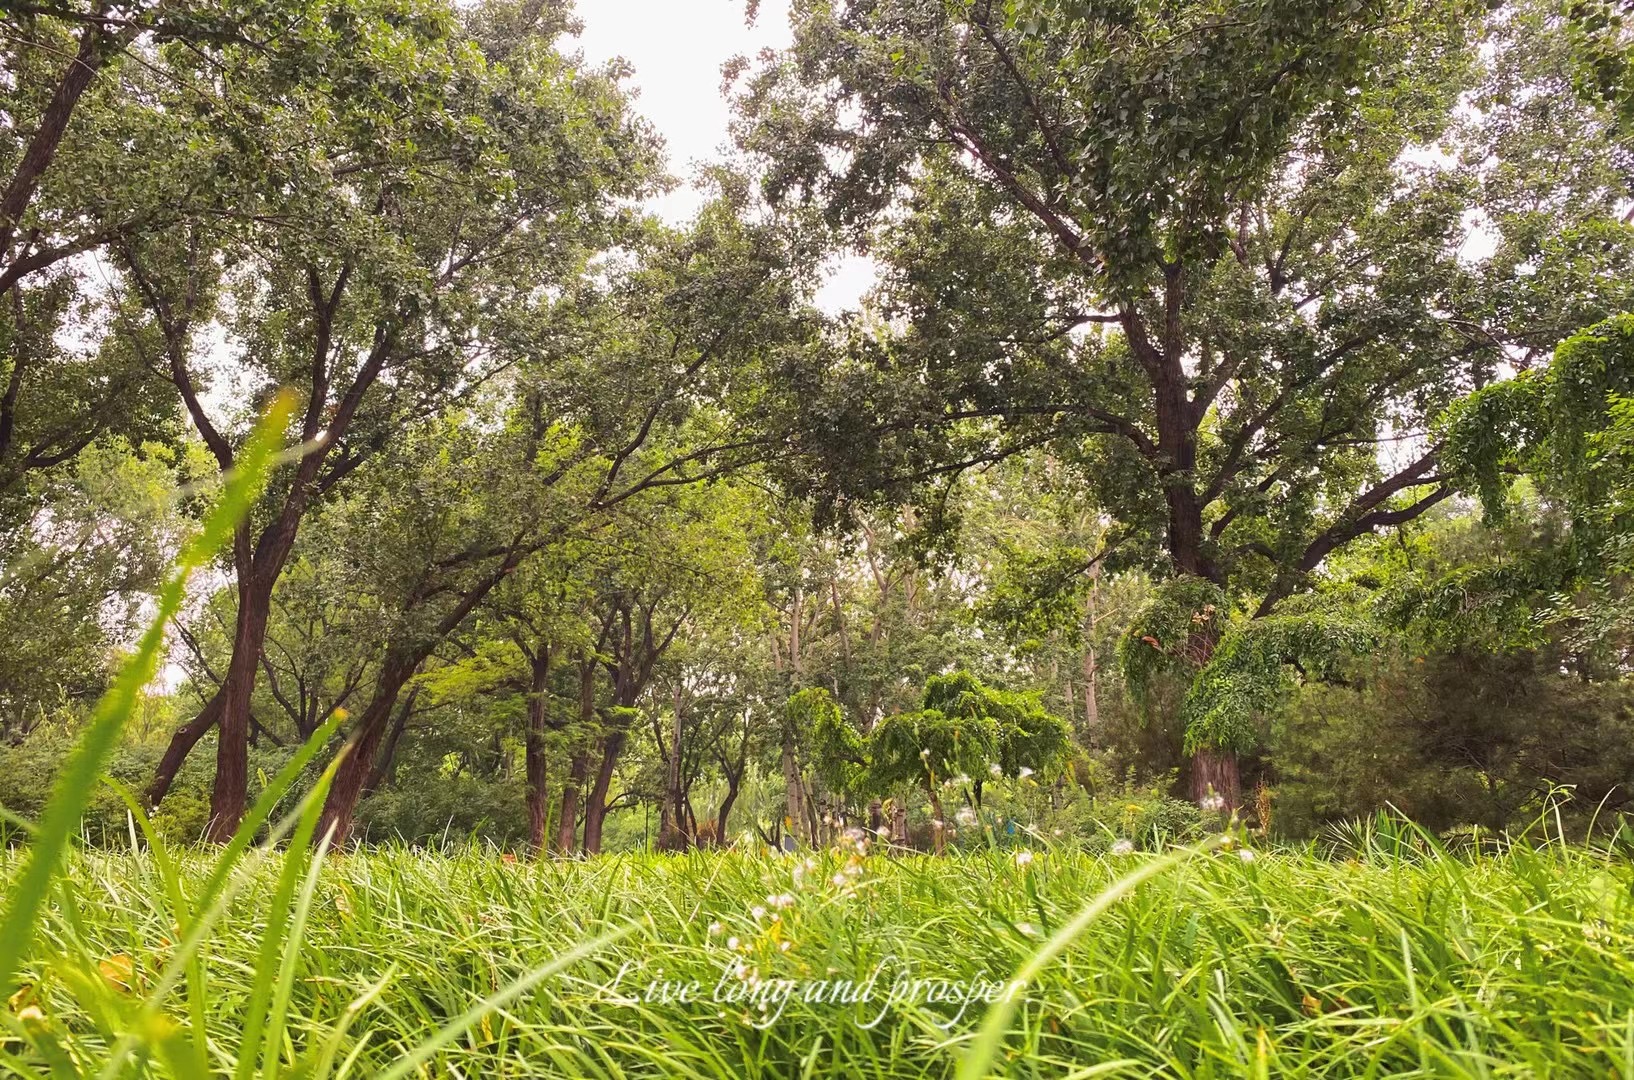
[5,831,1634,1077]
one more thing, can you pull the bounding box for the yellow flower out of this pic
[99,953,136,992]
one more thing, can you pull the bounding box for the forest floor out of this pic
[4,834,1633,1077]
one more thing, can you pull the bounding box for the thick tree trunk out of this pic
[1189,747,1240,812]
[147,686,224,806]
[582,729,625,855]
[204,575,276,842]
[525,647,551,854]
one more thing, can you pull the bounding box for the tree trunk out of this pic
[780,727,807,848]
[1189,747,1240,812]
[657,689,687,852]
[316,655,418,847]
[363,686,420,799]
[205,576,276,842]
[582,729,625,855]
[715,777,741,848]
[556,751,588,854]
[525,646,552,854]
[927,786,947,856]
[147,686,224,806]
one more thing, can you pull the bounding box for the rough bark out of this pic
[205,573,275,842]
[315,654,418,847]
[147,685,224,806]
[524,646,551,854]
[581,728,625,855]
[780,726,807,848]
[363,685,420,799]
[1189,747,1241,812]
[556,751,588,855]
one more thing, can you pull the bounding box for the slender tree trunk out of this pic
[525,647,551,854]
[363,686,420,799]
[780,727,807,848]
[657,690,687,852]
[927,786,947,856]
[715,775,741,848]
[316,655,418,847]
[147,687,224,806]
[553,658,598,854]
[556,751,588,854]
[582,729,625,855]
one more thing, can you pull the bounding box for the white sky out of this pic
[572,0,876,312]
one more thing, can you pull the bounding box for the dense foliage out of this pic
[3,0,1634,864]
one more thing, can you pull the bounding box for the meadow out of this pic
[5,821,1634,1078]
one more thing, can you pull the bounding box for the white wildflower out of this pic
[1237,848,1256,863]
[727,937,741,951]
[708,920,724,936]
[956,806,977,827]
[1018,766,1034,780]
[989,763,1003,777]
[919,748,931,759]
[767,892,796,910]
[1014,849,1035,868]
[751,905,767,921]
[1111,839,1135,856]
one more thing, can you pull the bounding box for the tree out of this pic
[130,0,659,838]
[735,0,1634,804]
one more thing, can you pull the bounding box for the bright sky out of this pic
[572,0,876,312]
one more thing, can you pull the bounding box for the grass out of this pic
[5,826,1634,1078]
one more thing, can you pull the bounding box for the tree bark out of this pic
[316,654,419,847]
[926,785,947,856]
[205,573,276,842]
[362,685,420,799]
[556,751,588,855]
[715,778,740,848]
[780,726,807,848]
[525,646,551,854]
[656,687,688,852]
[147,685,224,806]
[582,729,626,855]
[1189,747,1240,812]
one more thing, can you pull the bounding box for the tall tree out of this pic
[131,0,659,837]
[735,0,1634,803]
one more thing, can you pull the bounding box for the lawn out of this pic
[5,825,1633,1077]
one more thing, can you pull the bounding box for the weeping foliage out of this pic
[1180,611,1376,754]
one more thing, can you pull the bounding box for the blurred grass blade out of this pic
[0,391,297,998]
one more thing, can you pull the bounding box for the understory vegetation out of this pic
[8,822,1634,1077]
